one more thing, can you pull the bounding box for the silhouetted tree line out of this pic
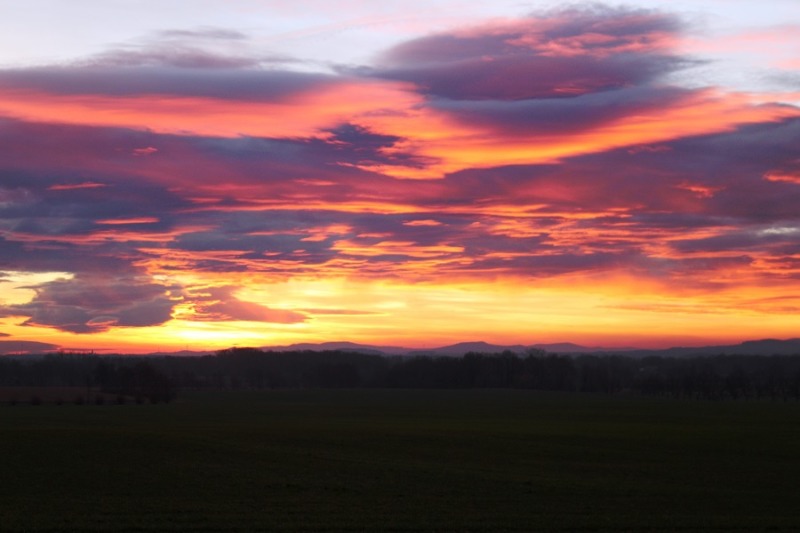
[156,348,387,389]
[3,349,800,400]
[0,354,175,403]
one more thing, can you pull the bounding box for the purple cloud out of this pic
[189,286,306,323]
[0,3,797,311]
[81,26,292,70]
[0,274,177,333]
[429,85,693,135]
[0,66,340,101]
[362,5,689,101]
[0,340,60,354]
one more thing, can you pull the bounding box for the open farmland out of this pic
[1,389,800,531]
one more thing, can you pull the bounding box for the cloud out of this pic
[670,226,800,255]
[0,4,799,343]
[0,340,60,354]
[363,4,688,100]
[429,85,692,135]
[0,26,314,100]
[0,274,178,333]
[2,110,799,290]
[0,66,338,100]
[0,67,416,140]
[82,26,293,70]
[0,236,137,276]
[187,286,306,323]
[0,6,792,179]
[2,112,798,287]
[331,5,795,179]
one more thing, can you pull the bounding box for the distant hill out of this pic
[260,340,624,357]
[9,338,798,359]
[145,349,215,357]
[259,338,800,358]
[530,342,636,353]
[409,341,530,356]
[618,338,800,358]
[261,341,410,356]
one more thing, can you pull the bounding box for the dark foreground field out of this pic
[2,390,800,531]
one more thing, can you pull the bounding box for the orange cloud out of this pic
[358,88,800,178]
[0,80,418,139]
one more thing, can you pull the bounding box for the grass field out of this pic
[1,389,800,531]
[0,386,131,405]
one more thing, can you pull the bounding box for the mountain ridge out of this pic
[3,338,800,357]
[257,338,800,357]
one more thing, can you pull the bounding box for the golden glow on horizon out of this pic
[3,274,799,353]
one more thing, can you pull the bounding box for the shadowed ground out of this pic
[1,389,799,531]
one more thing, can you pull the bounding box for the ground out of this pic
[1,389,799,531]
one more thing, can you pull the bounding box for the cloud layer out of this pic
[0,4,798,347]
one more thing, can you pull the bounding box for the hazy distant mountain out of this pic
[145,349,215,357]
[0,340,59,355]
[413,341,633,356]
[734,338,800,355]
[259,338,800,358]
[620,338,800,358]
[261,340,624,356]
[7,338,798,359]
[409,341,530,356]
[530,342,637,353]
[261,341,410,356]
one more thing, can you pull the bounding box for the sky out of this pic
[1,0,799,353]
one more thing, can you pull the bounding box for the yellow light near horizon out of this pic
[2,273,800,354]
[209,275,800,349]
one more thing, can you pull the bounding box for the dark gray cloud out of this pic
[85,50,265,69]
[433,116,800,218]
[2,110,800,287]
[0,66,338,100]
[0,236,138,275]
[360,4,689,101]
[0,119,188,239]
[0,274,177,333]
[384,4,682,66]
[0,24,313,100]
[155,28,249,41]
[0,1,796,323]
[173,231,333,259]
[429,85,692,134]
[320,123,430,168]
[368,52,688,101]
[0,175,184,237]
[447,249,637,277]
[189,286,306,323]
[672,227,800,255]
[82,26,293,69]
[0,341,60,354]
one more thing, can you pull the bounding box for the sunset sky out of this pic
[1,0,799,353]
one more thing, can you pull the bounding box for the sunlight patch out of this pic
[0,271,73,305]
